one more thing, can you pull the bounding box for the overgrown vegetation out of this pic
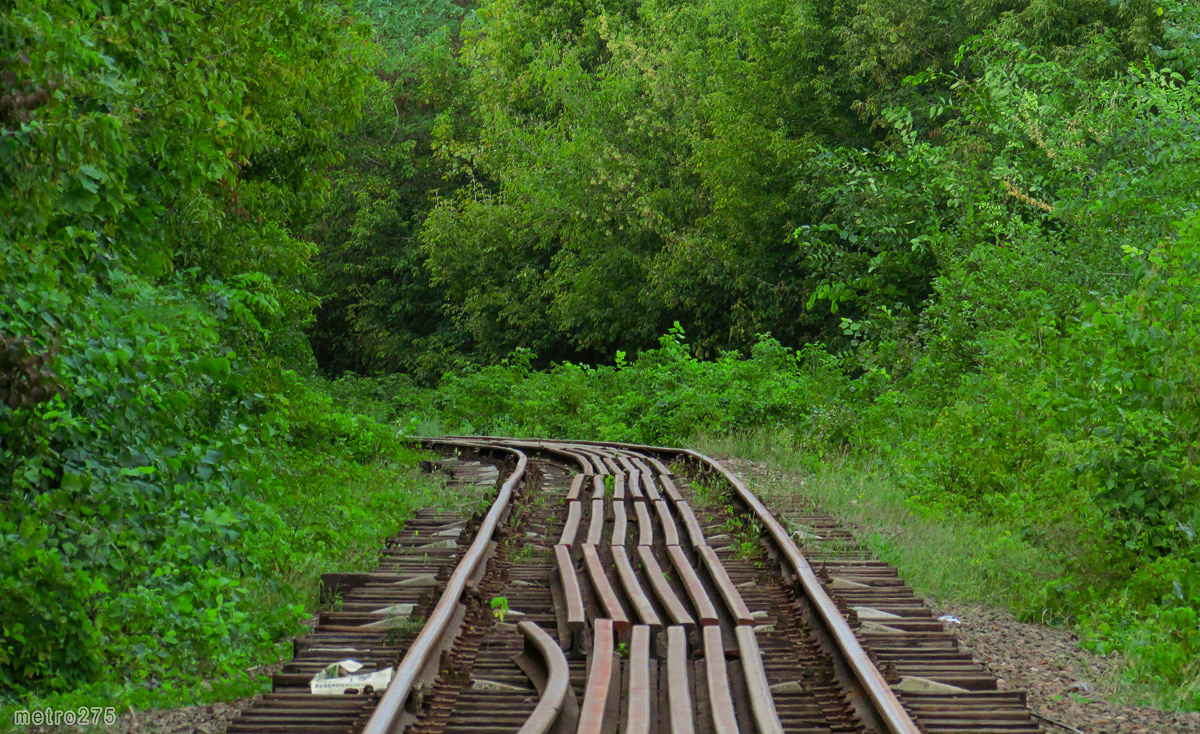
[3,0,1199,716]
[408,317,1200,707]
[0,0,445,709]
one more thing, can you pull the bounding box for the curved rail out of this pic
[438,435,921,734]
[681,448,921,734]
[361,441,528,734]
[515,621,572,734]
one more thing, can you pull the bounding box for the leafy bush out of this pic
[1,249,439,698]
[426,326,849,447]
[0,0,441,705]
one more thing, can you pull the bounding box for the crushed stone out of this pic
[716,454,1200,734]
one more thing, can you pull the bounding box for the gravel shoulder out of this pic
[717,455,1200,734]
[940,603,1200,734]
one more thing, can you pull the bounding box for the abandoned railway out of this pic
[224,438,1045,734]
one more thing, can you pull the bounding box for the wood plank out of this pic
[665,626,696,734]
[559,501,582,547]
[675,501,707,549]
[626,626,652,734]
[611,501,628,547]
[659,474,685,503]
[566,474,587,502]
[698,546,755,626]
[638,546,695,628]
[642,472,662,501]
[628,470,645,501]
[555,544,585,632]
[635,502,655,547]
[655,500,680,547]
[734,626,783,734]
[703,626,739,734]
[587,499,606,545]
[667,546,718,626]
[578,619,616,734]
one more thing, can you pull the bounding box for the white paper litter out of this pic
[309,659,393,695]
[937,614,961,624]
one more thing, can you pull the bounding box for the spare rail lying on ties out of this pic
[679,447,921,734]
[360,440,528,734]
[514,621,574,734]
[450,436,922,734]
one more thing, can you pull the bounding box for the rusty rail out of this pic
[681,448,921,734]
[440,435,921,734]
[359,441,528,734]
[515,621,572,734]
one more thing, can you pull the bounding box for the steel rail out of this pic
[679,447,921,734]
[436,435,921,734]
[361,440,528,734]
[516,621,572,734]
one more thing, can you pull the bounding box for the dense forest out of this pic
[2,0,1199,716]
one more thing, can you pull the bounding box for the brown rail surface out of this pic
[360,444,528,734]
[427,436,1043,734]
[225,437,1043,734]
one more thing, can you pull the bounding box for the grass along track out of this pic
[223,438,1046,734]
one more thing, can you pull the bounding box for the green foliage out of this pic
[420,0,855,359]
[4,0,1199,713]
[426,327,849,446]
[0,248,440,697]
[0,0,443,706]
[307,0,474,381]
[490,596,510,623]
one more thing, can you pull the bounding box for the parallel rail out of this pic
[688,448,919,734]
[226,436,1043,734]
[446,437,920,734]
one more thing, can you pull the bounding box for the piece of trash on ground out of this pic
[938,614,961,624]
[310,659,393,695]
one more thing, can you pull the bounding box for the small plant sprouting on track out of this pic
[723,513,765,559]
[616,642,629,658]
[513,541,540,562]
[691,476,725,508]
[491,596,510,623]
[385,616,426,646]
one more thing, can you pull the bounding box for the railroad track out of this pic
[225,438,1044,734]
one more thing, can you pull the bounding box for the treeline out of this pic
[3,0,1199,713]
[316,0,1200,706]
[309,0,1196,376]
